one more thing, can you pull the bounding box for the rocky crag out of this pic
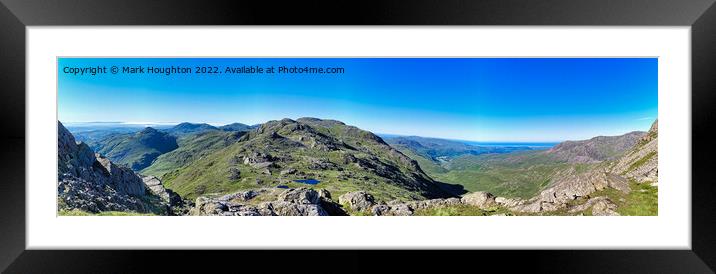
[509,120,658,215]
[351,191,497,216]
[189,187,500,216]
[58,121,179,214]
[189,187,345,216]
[545,131,646,163]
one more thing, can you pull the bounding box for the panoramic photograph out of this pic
[57,57,658,216]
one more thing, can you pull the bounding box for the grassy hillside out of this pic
[93,127,178,170]
[390,130,647,199]
[393,147,572,199]
[161,118,456,202]
[586,179,658,216]
[141,130,245,177]
[219,122,259,132]
[163,122,218,136]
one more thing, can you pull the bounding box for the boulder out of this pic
[270,202,328,216]
[219,189,259,202]
[495,197,524,207]
[318,189,332,200]
[338,191,375,212]
[388,203,414,216]
[228,167,241,180]
[567,196,620,216]
[371,204,391,216]
[280,168,297,176]
[278,188,321,205]
[461,191,496,209]
[590,198,620,216]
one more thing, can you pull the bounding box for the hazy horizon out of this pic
[59,58,657,142]
[60,116,655,144]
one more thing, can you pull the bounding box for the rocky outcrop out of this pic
[189,188,346,216]
[338,191,376,212]
[511,120,658,214]
[567,197,620,216]
[371,197,465,216]
[494,196,525,208]
[612,120,658,185]
[58,121,164,214]
[510,166,630,213]
[461,191,497,208]
[141,175,184,207]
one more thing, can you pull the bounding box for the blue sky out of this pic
[58,58,657,142]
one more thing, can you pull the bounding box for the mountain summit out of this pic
[162,117,459,201]
[545,131,646,163]
[165,122,218,136]
[93,127,179,170]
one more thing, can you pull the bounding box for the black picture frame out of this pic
[1,0,715,272]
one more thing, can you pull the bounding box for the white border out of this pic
[27,27,690,249]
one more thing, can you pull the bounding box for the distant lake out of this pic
[276,185,289,189]
[293,179,320,185]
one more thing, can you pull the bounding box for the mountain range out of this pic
[76,122,259,172]
[58,117,658,216]
[544,131,646,163]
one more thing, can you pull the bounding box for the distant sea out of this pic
[378,133,558,149]
[460,141,558,148]
[63,121,176,129]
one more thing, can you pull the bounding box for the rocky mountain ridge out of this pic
[58,121,162,213]
[59,118,658,216]
[164,122,219,136]
[545,131,646,163]
[509,120,658,215]
[219,122,259,132]
[162,117,459,201]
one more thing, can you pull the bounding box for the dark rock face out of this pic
[58,121,163,214]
